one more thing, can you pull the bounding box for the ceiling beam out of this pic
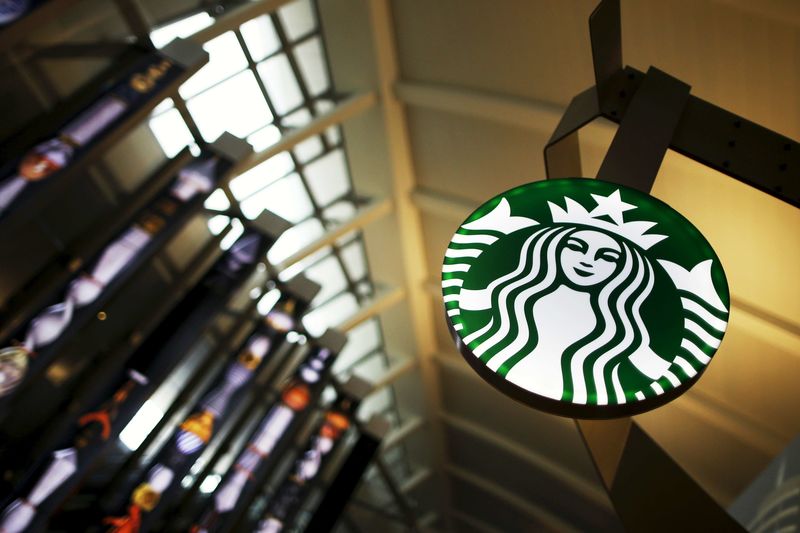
[445,464,580,533]
[438,410,612,512]
[426,296,789,459]
[274,197,394,273]
[231,91,378,177]
[365,0,457,530]
[365,356,419,392]
[395,80,617,140]
[382,415,425,450]
[395,80,563,132]
[189,0,294,44]
[449,509,504,533]
[338,285,406,332]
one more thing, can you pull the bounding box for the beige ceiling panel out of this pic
[448,473,572,533]
[445,424,621,531]
[390,0,596,106]
[436,360,599,485]
[652,151,800,322]
[418,210,471,281]
[621,0,800,140]
[432,303,457,355]
[636,395,775,506]
[687,307,800,444]
[406,106,550,204]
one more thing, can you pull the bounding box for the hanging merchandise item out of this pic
[190,330,350,533]
[253,395,363,533]
[0,48,188,221]
[302,416,391,533]
[0,154,228,400]
[0,0,49,26]
[102,279,319,533]
[0,222,289,533]
[443,178,729,418]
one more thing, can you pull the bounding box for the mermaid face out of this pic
[559,229,621,287]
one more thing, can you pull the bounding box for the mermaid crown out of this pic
[548,189,667,250]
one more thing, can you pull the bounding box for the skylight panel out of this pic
[293,135,325,163]
[204,189,231,211]
[322,200,357,223]
[304,148,350,206]
[240,15,282,61]
[304,254,349,304]
[333,318,382,373]
[148,107,194,157]
[228,152,294,200]
[186,70,273,141]
[179,32,248,99]
[302,291,359,336]
[340,239,368,281]
[282,106,313,128]
[150,12,213,48]
[294,36,330,96]
[239,172,313,222]
[257,54,304,115]
[277,0,317,41]
[151,97,175,115]
[246,124,282,151]
[267,218,325,265]
[208,214,230,235]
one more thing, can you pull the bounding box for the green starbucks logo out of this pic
[443,178,730,418]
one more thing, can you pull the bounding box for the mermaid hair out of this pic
[467,224,655,405]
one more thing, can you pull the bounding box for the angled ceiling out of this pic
[321,0,800,530]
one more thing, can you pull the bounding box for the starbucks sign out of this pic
[442,178,730,418]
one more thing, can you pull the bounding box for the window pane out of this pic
[179,32,248,99]
[267,217,325,265]
[187,71,273,142]
[148,108,193,157]
[278,0,316,41]
[302,292,359,336]
[333,318,381,373]
[150,12,213,48]
[305,254,348,304]
[305,149,349,206]
[151,97,174,116]
[294,37,329,96]
[247,124,282,151]
[340,239,368,281]
[293,135,324,163]
[229,152,294,200]
[240,15,281,61]
[323,200,356,221]
[257,54,304,115]
[239,172,313,222]
[282,107,312,128]
[208,214,230,235]
[204,188,230,211]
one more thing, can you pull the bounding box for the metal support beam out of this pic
[190,0,295,45]
[338,285,406,332]
[596,67,690,191]
[382,416,425,451]
[438,411,611,511]
[231,91,377,177]
[274,198,394,272]
[365,357,418,393]
[543,5,745,528]
[445,464,578,532]
[576,419,745,532]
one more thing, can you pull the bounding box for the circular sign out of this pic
[442,178,730,418]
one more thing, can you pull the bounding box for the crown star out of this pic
[548,189,667,250]
[589,190,636,225]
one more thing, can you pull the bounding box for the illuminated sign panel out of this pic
[443,178,729,418]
